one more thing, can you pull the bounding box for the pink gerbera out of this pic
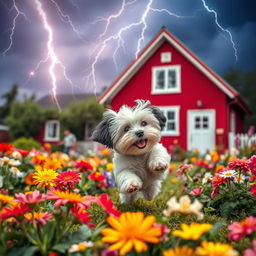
[14,190,46,204]
[47,189,98,209]
[227,158,250,173]
[55,170,81,189]
[249,155,256,175]
[98,193,121,217]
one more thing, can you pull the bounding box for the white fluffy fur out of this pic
[93,100,171,203]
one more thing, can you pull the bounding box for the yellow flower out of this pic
[172,223,213,240]
[163,246,195,256]
[33,169,58,188]
[106,162,113,171]
[0,193,15,206]
[101,212,161,256]
[196,241,238,256]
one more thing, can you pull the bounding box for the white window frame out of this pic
[44,120,60,142]
[161,52,172,63]
[159,106,180,136]
[152,65,181,94]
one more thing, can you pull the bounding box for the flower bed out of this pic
[0,142,256,256]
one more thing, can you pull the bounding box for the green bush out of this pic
[12,137,41,151]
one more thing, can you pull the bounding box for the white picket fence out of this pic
[229,132,256,149]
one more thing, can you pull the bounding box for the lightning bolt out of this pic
[200,0,238,61]
[3,0,30,56]
[33,0,76,110]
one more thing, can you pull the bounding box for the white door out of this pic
[188,110,215,153]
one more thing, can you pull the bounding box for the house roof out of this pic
[37,93,94,109]
[98,27,250,113]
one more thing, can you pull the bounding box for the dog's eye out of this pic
[141,121,147,127]
[124,126,130,132]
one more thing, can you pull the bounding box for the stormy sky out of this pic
[0,0,255,105]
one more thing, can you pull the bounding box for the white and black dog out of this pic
[92,100,171,203]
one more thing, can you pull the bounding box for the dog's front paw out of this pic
[125,181,141,193]
[149,159,168,172]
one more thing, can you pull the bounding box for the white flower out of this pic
[163,195,204,220]
[0,175,3,188]
[205,154,211,161]
[9,167,24,178]
[8,159,21,166]
[202,172,213,184]
[219,170,237,178]
[12,151,22,159]
[0,157,10,167]
[234,174,245,183]
[69,241,93,253]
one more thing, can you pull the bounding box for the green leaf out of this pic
[52,243,70,253]
[7,246,39,256]
[69,225,92,244]
[204,207,216,213]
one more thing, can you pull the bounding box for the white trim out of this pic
[158,106,180,136]
[161,52,172,63]
[187,109,216,152]
[151,65,181,94]
[99,31,236,104]
[44,120,60,142]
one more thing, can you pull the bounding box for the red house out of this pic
[98,27,250,153]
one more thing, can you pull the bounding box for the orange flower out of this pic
[32,154,47,165]
[43,158,62,170]
[25,173,37,185]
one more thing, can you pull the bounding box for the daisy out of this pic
[234,174,245,183]
[219,170,237,178]
[196,241,238,256]
[69,241,93,253]
[101,212,161,256]
[55,170,81,189]
[33,168,58,188]
[202,173,213,184]
[46,189,98,209]
[8,159,21,166]
[9,167,24,178]
[163,195,204,220]
[172,223,213,240]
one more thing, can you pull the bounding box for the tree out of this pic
[60,98,104,140]
[0,84,18,118]
[7,100,46,140]
[224,67,256,129]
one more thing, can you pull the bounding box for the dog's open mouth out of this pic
[134,139,147,149]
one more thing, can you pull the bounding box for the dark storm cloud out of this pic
[0,0,255,104]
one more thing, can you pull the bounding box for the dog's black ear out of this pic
[91,110,116,148]
[149,106,166,130]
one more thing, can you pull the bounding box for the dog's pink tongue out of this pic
[136,139,146,148]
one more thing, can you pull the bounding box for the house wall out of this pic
[110,41,230,150]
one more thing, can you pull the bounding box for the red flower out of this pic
[71,206,95,228]
[250,184,256,197]
[88,171,106,182]
[176,164,193,176]
[55,170,81,189]
[0,204,31,221]
[98,193,121,217]
[212,175,226,188]
[195,160,210,169]
[0,143,13,153]
[211,187,219,199]
[249,155,256,175]
[74,160,93,172]
[227,158,250,173]
[189,188,204,196]
[14,148,29,156]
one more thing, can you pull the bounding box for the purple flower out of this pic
[103,171,115,188]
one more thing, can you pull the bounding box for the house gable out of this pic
[99,28,238,105]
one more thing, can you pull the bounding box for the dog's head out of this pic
[92,100,166,155]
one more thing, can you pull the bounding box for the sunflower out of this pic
[101,212,161,255]
[195,241,238,256]
[172,223,213,240]
[33,169,58,188]
[163,246,195,256]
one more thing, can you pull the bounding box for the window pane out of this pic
[155,70,165,89]
[167,111,175,120]
[167,122,175,131]
[167,70,176,88]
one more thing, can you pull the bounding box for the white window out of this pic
[159,106,180,136]
[161,52,172,63]
[152,65,181,94]
[44,120,60,141]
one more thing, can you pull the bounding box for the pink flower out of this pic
[176,164,193,176]
[71,206,95,228]
[249,155,256,175]
[228,158,250,173]
[212,175,226,188]
[55,170,81,189]
[250,184,256,197]
[190,188,204,196]
[24,211,53,225]
[228,217,256,241]
[244,240,256,256]
[210,187,219,199]
[98,193,121,217]
[14,190,46,204]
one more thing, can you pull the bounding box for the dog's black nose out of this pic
[135,130,144,137]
